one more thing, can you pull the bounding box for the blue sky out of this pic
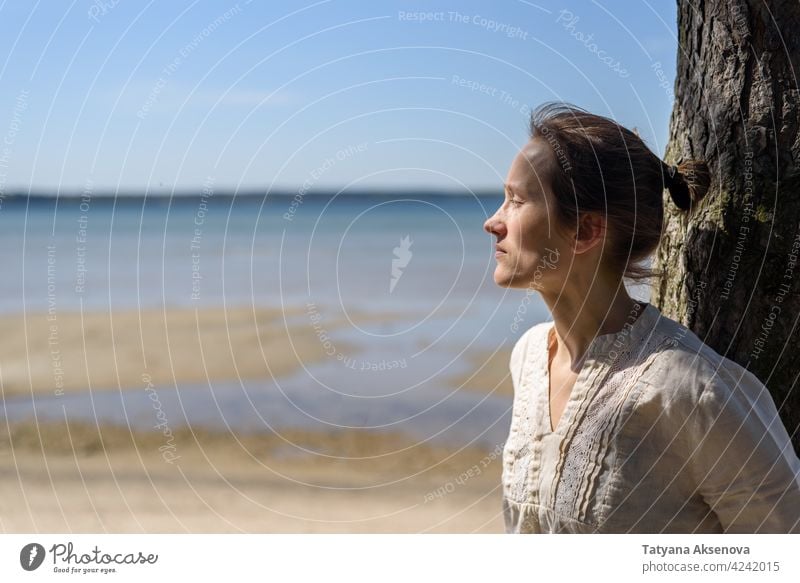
[0,0,678,193]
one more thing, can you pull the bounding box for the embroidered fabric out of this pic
[553,334,673,524]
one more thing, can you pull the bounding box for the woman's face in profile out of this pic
[483,139,571,290]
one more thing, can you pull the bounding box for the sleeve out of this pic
[686,363,800,533]
[502,495,524,534]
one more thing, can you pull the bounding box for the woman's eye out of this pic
[510,198,523,206]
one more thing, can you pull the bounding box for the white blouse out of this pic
[502,302,800,533]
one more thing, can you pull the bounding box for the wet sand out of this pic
[0,305,358,397]
[0,420,505,533]
[446,347,514,397]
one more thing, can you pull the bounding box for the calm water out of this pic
[0,192,561,448]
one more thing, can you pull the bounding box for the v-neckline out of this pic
[542,302,652,436]
[545,325,581,435]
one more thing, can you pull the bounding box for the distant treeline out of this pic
[2,188,502,200]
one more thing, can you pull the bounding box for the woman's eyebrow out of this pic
[504,183,525,197]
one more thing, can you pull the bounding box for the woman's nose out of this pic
[484,212,505,237]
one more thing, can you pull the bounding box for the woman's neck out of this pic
[539,275,643,372]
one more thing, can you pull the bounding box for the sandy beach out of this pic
[0,419,505,533]
[0,306,512,533]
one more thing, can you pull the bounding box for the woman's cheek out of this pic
[541,246,562,270]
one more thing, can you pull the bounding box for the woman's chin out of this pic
[493,269,545,291]
[492,269,516,287]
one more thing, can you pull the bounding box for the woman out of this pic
[484,103,800,534]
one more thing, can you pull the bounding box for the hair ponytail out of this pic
[663,159,711,211]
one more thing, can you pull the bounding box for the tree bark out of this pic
[654,0,800,454]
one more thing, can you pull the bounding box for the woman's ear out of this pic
[572,212,607,255]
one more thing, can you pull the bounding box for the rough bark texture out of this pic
[654,0,800,454]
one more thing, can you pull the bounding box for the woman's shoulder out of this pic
[511,320,551,362]
[642,311,770,410]
[642,311,800,519]
[509,320,552,386]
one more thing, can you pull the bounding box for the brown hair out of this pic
[528,102,710,282]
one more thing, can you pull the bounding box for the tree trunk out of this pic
[654,0,800,454]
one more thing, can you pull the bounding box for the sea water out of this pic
[0,192,573,448]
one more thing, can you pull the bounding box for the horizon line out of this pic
[1,186,504,199]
